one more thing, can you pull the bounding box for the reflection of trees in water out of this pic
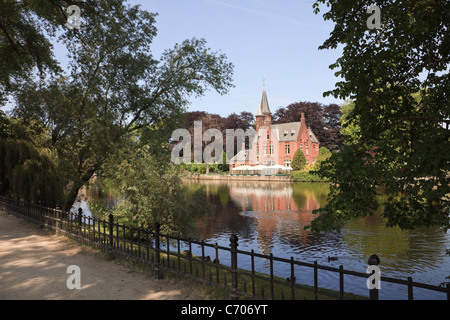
[291,183,330,210]
[342,214,450,273]
[188,180,332,252]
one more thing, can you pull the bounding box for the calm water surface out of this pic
[81,180,450,300]
[185,180,450,300]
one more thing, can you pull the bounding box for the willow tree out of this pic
[12,2,234,210]
[0,122,64,207]
[310,0,450,232]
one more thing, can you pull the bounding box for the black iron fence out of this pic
[1,196,449,300]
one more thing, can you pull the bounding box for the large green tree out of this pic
[310,0,450,232]
[10,2,234,210]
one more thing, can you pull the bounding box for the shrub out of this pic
[291,149,307,171]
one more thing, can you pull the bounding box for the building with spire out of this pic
[230,86,320,172]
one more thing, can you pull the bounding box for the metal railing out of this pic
[1,196,449,300]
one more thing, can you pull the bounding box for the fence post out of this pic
[314,261,318,300]
[78,208,83,226]
[368,254,380,300]
[447,283,450,301]
[154,222,162,279]
[76,207,83,244]
[407,277,413,300]
[108,213,115,260]
[339,265,344,300]
[230,233,239,300]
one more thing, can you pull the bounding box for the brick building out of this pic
[230,87,320,170]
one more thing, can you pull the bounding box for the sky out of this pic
[127,0,344,117]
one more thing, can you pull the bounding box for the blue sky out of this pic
[129,0,344,116]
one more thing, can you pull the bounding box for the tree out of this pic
[291,149,307,171]
[12,3,234,210]
[103,144,212,236]
[0,117,64,206]
[176,111,255,162]
[339,100,360,146]
[219,150,229,172]
[313,147,332,171]
[310,0,450,232]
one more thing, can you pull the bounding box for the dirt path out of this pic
[0,211,202,300]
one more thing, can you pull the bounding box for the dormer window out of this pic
[291,130,295,136]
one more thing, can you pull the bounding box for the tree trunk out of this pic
[64,182,84,212]
[63,168,97,212]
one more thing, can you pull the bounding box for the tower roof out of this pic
[256,86,271,116]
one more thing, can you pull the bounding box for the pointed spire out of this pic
[256,85,271,116]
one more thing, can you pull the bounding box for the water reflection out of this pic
[186,180,450,300]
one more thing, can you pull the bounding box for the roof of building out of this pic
[270,122,301,142]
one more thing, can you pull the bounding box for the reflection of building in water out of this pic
[228,182,321,255]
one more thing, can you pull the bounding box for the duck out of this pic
[199,255,211,262]
[286,276,296,283]
[327,256,338,262]
[213,258,220,265]
[182,250,192,258]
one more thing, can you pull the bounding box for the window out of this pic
[263,146,267,155]
[269,145,274,155]
[285,144,290,155]
[284,160,291,168]
[306,145,309,156]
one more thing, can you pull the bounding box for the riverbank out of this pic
[183,173,329,183]
[184,174,291,182]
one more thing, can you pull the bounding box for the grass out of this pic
[157,254,367,300]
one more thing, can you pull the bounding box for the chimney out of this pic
[300,113,307,140]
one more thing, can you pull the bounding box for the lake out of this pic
[79,179,450,300]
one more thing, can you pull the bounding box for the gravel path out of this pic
[0,211,202,300]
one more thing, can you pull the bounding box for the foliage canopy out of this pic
[5,1,234,211]
[310,0,450,232]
